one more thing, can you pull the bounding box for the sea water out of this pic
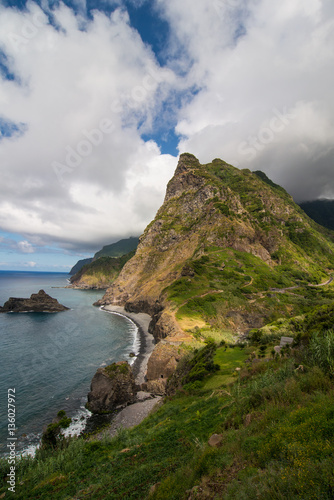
[0,271,139,456]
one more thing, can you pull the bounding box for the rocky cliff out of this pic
[69,258,93,276]
[69,237,139,276]
[97,153,334,336]
[95,153,334,391]
[0,290,69,313]
[69,252,135,289]
[86,361,137,413]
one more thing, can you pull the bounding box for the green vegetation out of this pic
[69,257,93,275]
[250,302,334,345]
[253,170,288,193]
[70,251,135,288]
[299,199,334,231]
[203,346,248,388]
[93,237,139,260]
[104,362,130,378]
[69,237,139,275]
[166,340,220,393]
[40,411,72,451]
[309,330,334,375]
[166,245,334,335]
[3,157,334,498]
[2,326,334,499]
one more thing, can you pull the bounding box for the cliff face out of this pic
[69,237,139,278]
[86,361,136,413]
[69,258,93,276]
[69,252,135,289]
[97,153,334,341]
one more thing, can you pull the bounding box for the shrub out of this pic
[259,345,267,358]
[248,329,262,344]
[183,380,203,392]
[308,330,334,376]
[298,366,331,393]
[41,411,72,450]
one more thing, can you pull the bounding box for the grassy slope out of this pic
[93,237,139,260]
[152,157,334,334]
[70,252,135,288]
[299,199,334,231]
[167,245,334,335]
[3,337,334,499]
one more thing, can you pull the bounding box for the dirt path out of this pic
[270,275,333,293]
[242,276,253,288]
[308,276,333,287]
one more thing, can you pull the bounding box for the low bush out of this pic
[308,330,334,376]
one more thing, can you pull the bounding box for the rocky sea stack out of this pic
[86,361,137,414]
[0,289,69,313]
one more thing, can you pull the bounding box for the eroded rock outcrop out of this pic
[86,361,137,414]
[141,342,185,394]
[0,290,69,313]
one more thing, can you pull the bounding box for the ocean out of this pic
[0,271,139,456]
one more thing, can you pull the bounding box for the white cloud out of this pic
[26,261,37,267]
[17,240,35,253]
[157,0,334,201]
[1,0,334,265]
[0,1,177,252]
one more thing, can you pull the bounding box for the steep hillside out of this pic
[69,257,93,275]
[98,154,334,343]
[69,252,135,289]
[93,237,139,260]
[299,199,334,231]
[69,237,139,276]
[5,329,334,500]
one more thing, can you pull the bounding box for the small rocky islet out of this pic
[0,289,69,313]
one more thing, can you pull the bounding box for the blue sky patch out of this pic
[142,129,179,156]
[0,118,27,140]
[0,52,16,81]
[124,0,170,65]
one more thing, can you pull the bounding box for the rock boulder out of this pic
[86,361,137,414]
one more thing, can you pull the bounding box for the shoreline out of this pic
[17,305,156,456]
[100,305,155,385]
[84,305,160,440]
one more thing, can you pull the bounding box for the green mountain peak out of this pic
[98,154,334,342]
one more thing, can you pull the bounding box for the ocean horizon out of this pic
[0,271,139,456]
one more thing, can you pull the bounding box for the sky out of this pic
[0,0,333,271]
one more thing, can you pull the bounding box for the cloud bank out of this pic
[0,1,177,253]
[160,0,334,201]
[0,0,334,265]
